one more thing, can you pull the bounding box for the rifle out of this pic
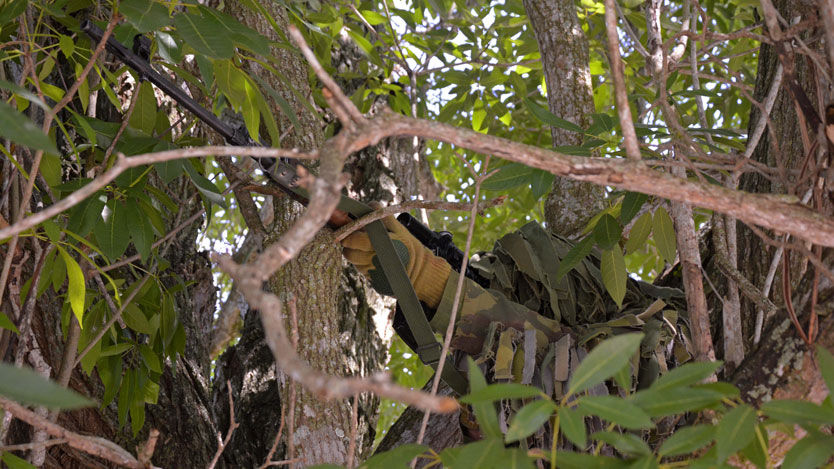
[81,20,477,393]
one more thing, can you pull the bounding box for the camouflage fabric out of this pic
[430,222,692,396]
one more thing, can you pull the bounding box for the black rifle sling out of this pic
[82,21,468,395]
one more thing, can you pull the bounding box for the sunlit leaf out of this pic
[57,246,85,328]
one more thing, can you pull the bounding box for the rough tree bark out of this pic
[730,0,834,405]
[523,0,607,238]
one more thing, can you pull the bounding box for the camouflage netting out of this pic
[426,222,693,446]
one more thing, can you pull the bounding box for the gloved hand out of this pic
[341,216,451,309]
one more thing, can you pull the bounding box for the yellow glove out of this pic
[341,216,451,309]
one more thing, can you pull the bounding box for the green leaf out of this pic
[490,448,535,469]
[593,214,622,250]
[123,304,155,336]
[0,0,27,25]
[658,424,715,457]
[652,207,676,265]
[620,192,647,224]
[555,235,594,280]
[761,399,834,425]
[155,31,182,63]
[567,333,643,396]
[592,431,651,457]
[530,169,555,200]
[628,456,659,469]
[505,399,556,443]
[0,311,19,334]
[441,438,504,468]
[0,363,94,409]
[58,34,75,60]
[130,396,145,436]
[600,247,626,308]
[183,161,227,208]
[359,443,427,468]
[128,81,157,134]
[94,199,131,260]
[139,344,162,373]
[126,198,154,262]
[481,163,533,192]
[558,406,587,448]
[551,451,621,469]
[715,404,757,463]
[816,345,834,395]
[524,98,583,133]
[57,246,85,328]
[173,12,234,59]
[629,388,724,417]
[577,395,654,430]
[460,383,544,404]
[198,6,271,57]
[1,451,37,469]
[466,357,502,438]
[121,0,170,32]
[241,77,261,142]
[253,75,303,134]
[781,432,834,469]
[740,424,768,469]
[0,101,57,153]
[651,361,722,391]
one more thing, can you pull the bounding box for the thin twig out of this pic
[0,146,312,241]
[258,403,287,469]
[604,0,642,161]
[346,395,359,469]
[138,429,160,467]
[0,397,143,468]
[287,26,364,125]
[207,383,238,469]
[0,438,67,452]
[416,154,491,446]
[74,273,152,367]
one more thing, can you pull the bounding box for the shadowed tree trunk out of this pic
[730,0,834,404]
[523,0,607,238]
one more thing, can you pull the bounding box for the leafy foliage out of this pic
[0,0,828,466]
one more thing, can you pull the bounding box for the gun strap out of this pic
[336,197,469,395]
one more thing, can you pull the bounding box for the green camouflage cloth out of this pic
[429,222,692,397]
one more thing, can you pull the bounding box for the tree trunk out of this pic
[730,0,834,401]
[523,0,607,238]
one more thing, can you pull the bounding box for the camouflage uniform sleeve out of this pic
[429,270,563,356]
